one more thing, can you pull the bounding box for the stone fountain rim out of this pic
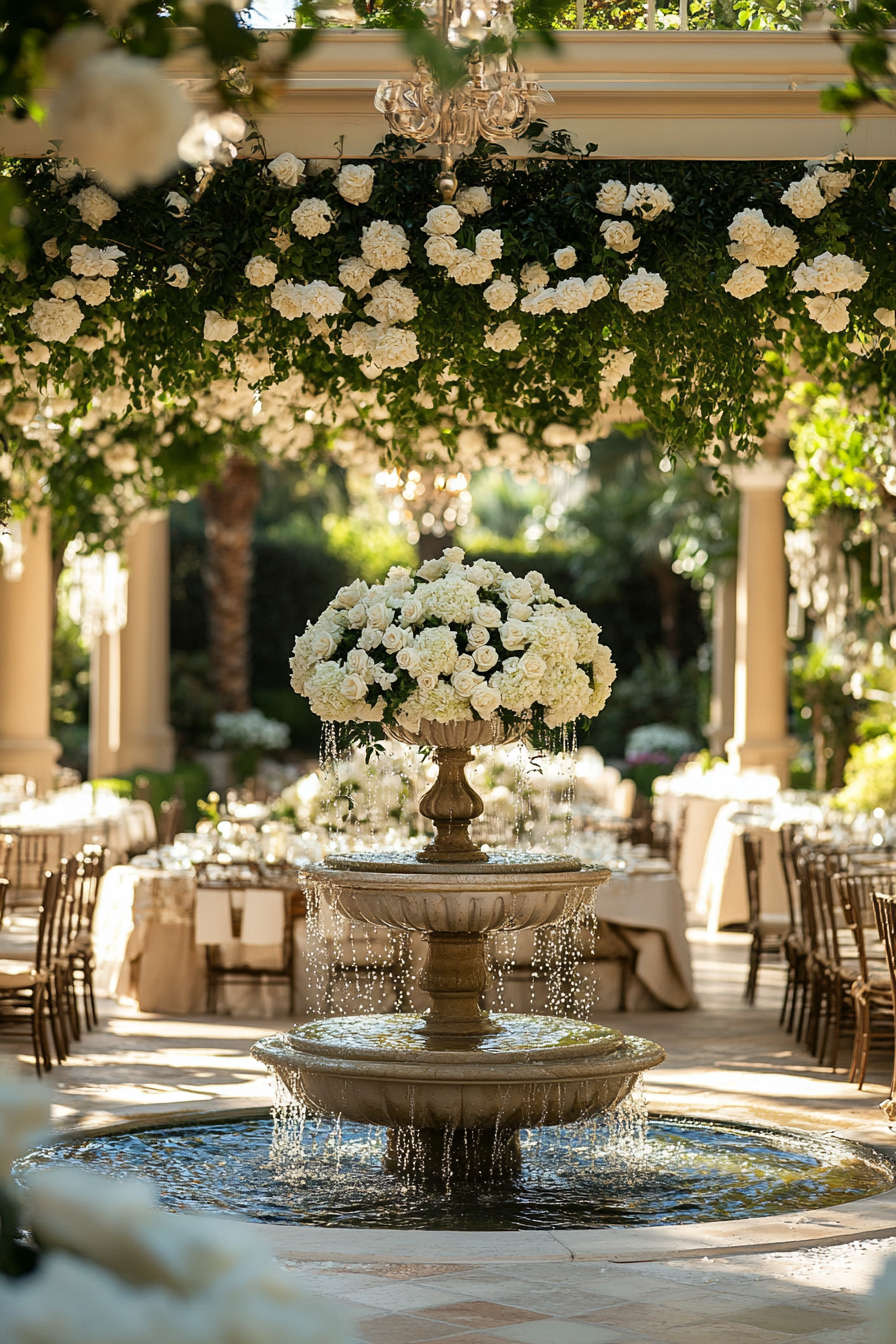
[308,862,612,890]
[33,1102,896,1263]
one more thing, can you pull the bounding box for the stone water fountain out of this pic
[253,721,665,1180]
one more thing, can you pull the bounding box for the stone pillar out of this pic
[727,446,795,784]
[706,572,736,759]
[88,629,120,779]
[0,509,61,790]
[118,515,175,774]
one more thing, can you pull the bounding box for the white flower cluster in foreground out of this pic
[792,250,869,332]
[421,205,503,287]
[290,545,616,735]
[780,156,855,221]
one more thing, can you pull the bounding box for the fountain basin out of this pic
[309,855,610,935]
[253,1014,665,1130]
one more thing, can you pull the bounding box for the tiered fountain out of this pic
[253,719,665,1181]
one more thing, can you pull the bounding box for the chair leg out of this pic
[855,998,872,1089]
[745,937,760,1004]
[779,962,793,1027]
[829,990,845,1072]
[84,966,99,1028]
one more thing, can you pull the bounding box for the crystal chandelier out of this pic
[374,0,553,190]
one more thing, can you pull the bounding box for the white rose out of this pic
[69,243,124,277]
[553,278,593,314]
[341,672,368,701]
[165,191,191,217]
[365,278,419,324]
[455,653,477,673]
[359,627,383,651]
[473,602,502,627]
[370,324,418,369]
[361,219,409,271]
[554,247,577,270]
[422,205,463,236]
[504,577,533,602]
[520,288,555,315]
[75,276,111,306]
[335,163,375,204]
[600,347,635,392]
[74,333,105,353]
[291,198,333,238]
[506,601,533,622]
[311,631,337,659]
[417,671,439,691]
[500,620,529,650]
[374,664,397,690]
[29,298,83,343]
[781,175,826,219]
[519,650,547,678]
[723,263,767,300]
[875,308,896,328]
[424,235,458,268]
[520,262,549,292]
[339,257,376,294]
[475,229,503,261]
[624,182,674,220]
[473,644,499,671]
[453,669,484,697]
[23,341,50,365]
[166,264,189,288]
[595,180,627,215]
[804,294,851,332]
[890,186,896,212]
[51,278,78,300]
[346,648,372,675]
[70,184,119,230]
[347,601,368,628]
[600,219,639,253]
[267,152,305,187]
[586,274,611,302]
[397,647,424,675]
[366,600,390,630]
[467,624,491,648]
[448,249,493,286]
[42,237,60,259]
[245,255,278,287]
[334,579,366,608]
[203,310,238,342]
[618,268,667,314]
[483,275,517,311]
[484,321,522,352]
[381,624,407,653]
[455,186,491,215]
[470,684,501,716]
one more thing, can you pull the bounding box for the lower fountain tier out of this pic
[253,1014,666,1130]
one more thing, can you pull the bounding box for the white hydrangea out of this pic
[600,219,639,253]
[203,310,238,342]
[70,184,120,230]
[448,249,493,286]
[69,244,125,277]
[166,264,189,288]
[804,294,851,332]
[361,219,409,271]
[554,247,577,270]
[335,163,375,204]
[475,229,503,261]
[29,298,84,343]
[422,205,463,236]
[723,263,768,300]
[364,278,419,324]
[624,183,674,219]
[552,278,594,314]
[484,321,522,352]
[267,152,305,187]
[338,257,376,294]
[244,255,278,287]
[414,624,460,675]
[595,179,627,215]
[483,274,517,311]
[291,198,334,238]
[781,175,826,219]
[76,276,111,306]
[792,251,868,295]
[455,186,491,216]
[618,268,668,313]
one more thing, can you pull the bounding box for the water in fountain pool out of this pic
[14,1099,894,1232]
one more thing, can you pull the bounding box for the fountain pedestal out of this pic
[418,932,499,1036]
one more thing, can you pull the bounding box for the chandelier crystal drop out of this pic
[374,0,553,189]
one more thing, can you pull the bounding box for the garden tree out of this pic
[200,454,263,713]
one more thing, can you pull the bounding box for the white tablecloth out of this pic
[594,869,695,1010]
[0,800,156,866]
[698,807,791,933]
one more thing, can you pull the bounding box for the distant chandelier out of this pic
[374,0,553,188]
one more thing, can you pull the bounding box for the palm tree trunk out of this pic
[200,456,261,713]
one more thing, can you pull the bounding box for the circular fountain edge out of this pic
[35,1103,896,1263]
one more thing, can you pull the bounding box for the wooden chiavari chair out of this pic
[834,871,896,1088]
[871,892,896,1101]
[741,833,786,1005]
[0,868,60,1075]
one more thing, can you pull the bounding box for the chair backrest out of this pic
[0,834,14,879]
[158,797,185,847]
[72,846,107,939]
[871,893,896,1012]
[778,824,801,932]
[741,832,763,929]
[8,832,65,906]
[0,876,7,925]
[832,871,896,983]
[34,868,61,975]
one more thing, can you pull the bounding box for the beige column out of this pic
[118,514,175,774]
[727,446,795,784]
[89,629,120,779]
[0,509,61,791]
[706,572,736,759]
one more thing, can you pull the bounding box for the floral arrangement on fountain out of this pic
[289,545,616,752]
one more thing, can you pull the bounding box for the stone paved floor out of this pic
[2,931,896,1341]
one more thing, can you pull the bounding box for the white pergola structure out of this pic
[0,30,893,786]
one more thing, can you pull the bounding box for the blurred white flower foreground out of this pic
[0,1068,348,1344]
